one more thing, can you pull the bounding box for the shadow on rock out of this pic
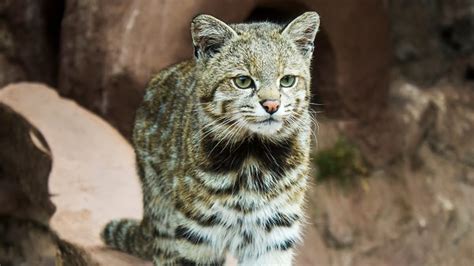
[0,103,95,266]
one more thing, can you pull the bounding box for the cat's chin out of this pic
[246,118,284,136]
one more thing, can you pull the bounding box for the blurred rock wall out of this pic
[0,0,63,86]
[388,0,474,84]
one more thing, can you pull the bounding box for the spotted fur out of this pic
[102,12,320,265]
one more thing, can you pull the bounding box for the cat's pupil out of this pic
[280,75,296,87]
[235,76,253,89]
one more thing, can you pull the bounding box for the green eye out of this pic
[280,75,296,88]
[233,76,254,89]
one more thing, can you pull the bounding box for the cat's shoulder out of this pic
[148,59,195,89]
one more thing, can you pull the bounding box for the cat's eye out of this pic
[280,75,297,88]
[233,76,254,89]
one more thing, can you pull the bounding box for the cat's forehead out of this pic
[230,21,284,34]
[225,22,299,76]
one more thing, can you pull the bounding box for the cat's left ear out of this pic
[191,14,238,60]
[281,12,320,57]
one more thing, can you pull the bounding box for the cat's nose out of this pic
[260,99,280,115]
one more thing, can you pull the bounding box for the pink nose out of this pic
[260,100,280,115]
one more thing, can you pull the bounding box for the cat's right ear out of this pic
[191,14,238,60]
[281,12,320,57]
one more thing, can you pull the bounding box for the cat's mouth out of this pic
[254,117,282,125]
[245,116,284,135]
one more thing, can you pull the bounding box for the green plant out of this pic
[312,138,368,186]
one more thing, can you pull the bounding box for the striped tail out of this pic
[101,219,152,259]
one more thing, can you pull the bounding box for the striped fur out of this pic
[102,12,320,265]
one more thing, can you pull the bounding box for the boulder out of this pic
[0,102,93,265]
[0,103,53,223]
[0,83,149,265]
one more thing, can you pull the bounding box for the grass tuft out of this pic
[313,138,369,186]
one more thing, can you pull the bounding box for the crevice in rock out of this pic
[0,0,66,88]
[43,0,66,87]
[464,65,474,81]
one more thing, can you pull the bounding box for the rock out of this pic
[322,210,355,249]
[58,0,391,138]
[461,169,474,186]
[388,0,474,84]
[343,79,474,168]
[0,83,149,265]
[0,102,94,265]
[0,0,62,87]
[347,81,433,167]
[0,103,54,223]
[388,81,474,168]
[303,82,474,265]
[344,109,406,167]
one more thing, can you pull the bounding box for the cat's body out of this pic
[102,12,320,265]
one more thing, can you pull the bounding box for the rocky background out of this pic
[0,0,473,265]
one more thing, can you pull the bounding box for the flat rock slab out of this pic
[0,83,150,265]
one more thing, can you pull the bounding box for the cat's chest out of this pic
[181,165,307,256]
[209,193,303,256]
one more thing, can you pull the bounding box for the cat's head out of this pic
[192,12,319,140]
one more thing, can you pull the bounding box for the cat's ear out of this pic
[281,12,320,57]
[191,14,238,60]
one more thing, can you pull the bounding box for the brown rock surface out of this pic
[0,103,54,223]
[0,102,93,265]
[0,0,62,87]
[298,82,474,266]
[0,83,149,265]
[388,0,474,84]
[58,0,391,138]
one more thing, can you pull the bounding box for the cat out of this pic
[102,11,320,265]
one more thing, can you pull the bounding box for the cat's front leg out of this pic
[238,250,294,266]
